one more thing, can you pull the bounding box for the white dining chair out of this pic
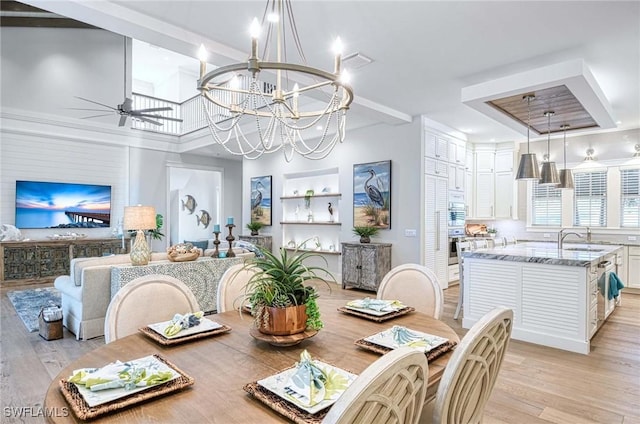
[471,239,488,249]
[104,274,200,343]
[420,307,513,424]
[491,237,506,248]
[377,264,444,319]
[504,236,518,245]
[454,241,474,320]
[216,263,258,313]
[323,347,429,424]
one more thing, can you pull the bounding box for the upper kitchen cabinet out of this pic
[424,131,449,162]
[471,143,517,219]
[448,138,466,166]
[494,148,517,219]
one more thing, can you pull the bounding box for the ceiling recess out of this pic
[461,59,616,136]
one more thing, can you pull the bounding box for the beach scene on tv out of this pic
[15,181,111,229]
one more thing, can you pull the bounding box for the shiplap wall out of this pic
[0,133,128,238]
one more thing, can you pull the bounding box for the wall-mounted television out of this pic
[15,180,111,229]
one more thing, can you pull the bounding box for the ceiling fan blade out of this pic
[75,96,117,110]
[134,107,173,113]
[80,113,115,119]
[118,115,128,127]
[66,107,114,112]
[137,116,163,126]
[133,113,183,122]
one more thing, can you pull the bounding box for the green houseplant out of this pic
[352,226,380,243]
[243,245,332,335]
[246,221,264,236]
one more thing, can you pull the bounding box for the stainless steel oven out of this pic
[448,228,466,265]
[448,193,466,228]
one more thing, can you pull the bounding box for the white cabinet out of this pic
[448,138,466,165]
[475,151,495,173]
[425,131,449,162]
[470,145,516,219]
[424,173,448,289]
[494,172,514,218]
[628,246,640,289]
[474,172,495,218]
[448,163,465,192]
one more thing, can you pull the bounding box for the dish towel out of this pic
[609,272,625,300]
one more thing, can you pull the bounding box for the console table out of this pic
[110,257,244,313]
[238,235,273,252]
[0,238,128,286]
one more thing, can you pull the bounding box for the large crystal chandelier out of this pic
[197,0,354,161]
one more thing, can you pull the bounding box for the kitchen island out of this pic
[462,242,624,354]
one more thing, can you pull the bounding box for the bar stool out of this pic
[504,236,518,245]
[454,241,474,320]
[472,239,489,249]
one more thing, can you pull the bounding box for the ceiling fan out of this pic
[71,37,182,127]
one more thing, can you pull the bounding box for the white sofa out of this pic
[54,249,254,340]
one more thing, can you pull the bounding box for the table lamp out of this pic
[123,205,156,266]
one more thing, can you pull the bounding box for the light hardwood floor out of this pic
[1,281,638,423]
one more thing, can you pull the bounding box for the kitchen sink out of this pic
[563,247,605,252]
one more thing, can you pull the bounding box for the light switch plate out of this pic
[404,229,417,237]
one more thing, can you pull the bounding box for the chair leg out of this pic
[454,276,463,320]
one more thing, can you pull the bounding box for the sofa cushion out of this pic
[71,254,131,286]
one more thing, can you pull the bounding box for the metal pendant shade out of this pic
[539,111,560,186]
[557,124,574,189]
[516,95,540,180]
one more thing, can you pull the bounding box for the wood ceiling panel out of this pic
[487,85,599,134]
[0,1,97,29]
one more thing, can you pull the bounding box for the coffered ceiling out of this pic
[4,1,640,144]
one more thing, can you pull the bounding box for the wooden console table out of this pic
[110,257,244,313]
[238,235,273,252]
[0,238,128,286]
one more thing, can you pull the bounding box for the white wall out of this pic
[242,118,422,277]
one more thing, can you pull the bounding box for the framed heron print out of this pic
[250,175,272,226]
[353,160,391,229]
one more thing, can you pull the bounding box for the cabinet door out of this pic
[359,247,380,291]
[38,245,70,277]
[474,172,495,218]
[494,172,514,218]
[424,174,448,289]
[3,246,38,280]
[465,170,473,218]
[475,151,495,173]
[628,254,640,288]
[448,164,465,192]
[341,244,361,288]
[495,150,514,173]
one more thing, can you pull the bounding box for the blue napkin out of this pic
[609,272,624,300]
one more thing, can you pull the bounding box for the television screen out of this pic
[15,180,111,229]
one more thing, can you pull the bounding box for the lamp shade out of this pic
[516,153,541,180]
[123,206,156,231]
[558,169,574,189]
[539,162,560,186]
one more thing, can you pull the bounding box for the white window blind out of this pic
[532,181,562,226]
[574,171,607,226]
[621,168,640,228]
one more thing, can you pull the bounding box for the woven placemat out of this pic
[59,354,195,421]
[354,339,457,362]
[336,306,415,322]
[139,324,232,346]
[243,382,328,424]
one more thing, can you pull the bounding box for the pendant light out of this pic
[539,111,560,186]
[516,95,540,180]
[558,124,574,189]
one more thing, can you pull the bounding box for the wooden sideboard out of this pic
[238,235,273,252]
[0,238,128,286]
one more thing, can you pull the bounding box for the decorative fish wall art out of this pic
[196,210,211,229]
[181,195,197,214]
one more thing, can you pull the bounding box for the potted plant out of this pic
[243,245,332,336]
[352,226,380,243]
[487,228,498,238]
[246,221,264,236]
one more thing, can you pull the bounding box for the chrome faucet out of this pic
[586,227,592,243]
[558,229,584,250]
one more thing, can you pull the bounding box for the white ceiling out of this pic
[21,0,640,144]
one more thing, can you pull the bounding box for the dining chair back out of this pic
[424,307,513,424]
[453,241,474,320]
[216,263,257,313]
[323,347,429,424]
[104,274,200,343]
[491,237,506,248]
[504,236,518,245]
[471,239,488,249]
[376,264,444,319]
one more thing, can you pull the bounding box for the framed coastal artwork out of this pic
[250,175,272,226]
[353,160,391,229]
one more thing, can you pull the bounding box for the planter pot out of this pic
[250,230,259,236]
[360,236,371,243]
[256,304,307,335]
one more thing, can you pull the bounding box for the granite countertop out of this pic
[463,242,623,267]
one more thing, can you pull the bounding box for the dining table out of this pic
[44,297,460,423]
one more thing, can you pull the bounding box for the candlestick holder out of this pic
[211,231,221,258]
[225,224,236,257]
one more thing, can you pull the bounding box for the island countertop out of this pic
[462,242,623,267]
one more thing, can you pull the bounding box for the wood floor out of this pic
[1,282,638,423]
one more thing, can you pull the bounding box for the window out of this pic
[574,171,607,226]
[621,168,640,227]
[532,181,562,226]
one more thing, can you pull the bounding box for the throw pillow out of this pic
[184,240,209,251]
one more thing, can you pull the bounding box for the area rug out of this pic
[7,287,61,332]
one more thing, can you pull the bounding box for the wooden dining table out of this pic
[44,297,460,423]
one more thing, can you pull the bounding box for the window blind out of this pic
[574,171,607,226]
[532,181,562,226]
[621,168,640,228]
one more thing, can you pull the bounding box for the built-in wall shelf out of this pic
[280,221,342,226]
[280,193,342,200]
[283,247,341,255]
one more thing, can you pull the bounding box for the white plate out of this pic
[345,299,406,316]
[72,355,181,407]
[147,317,222,339]
[257,360,357,414]
[364,326,448,353]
